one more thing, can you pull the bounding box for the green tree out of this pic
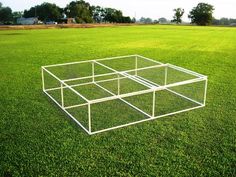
[188,3,214,26]
[139,17,153,24]
[65,0,93,23]
[103,8,120,23]
[121,16,132,23]
[0,3,13,24]
[132,17,136,23]
[219,18,230,25]
[12,11,23,24]
[159,17,167,24]
[23,2,62,22]
[172,8,184,24]
[64,1,133,24]
[91,6,132,23]
[91,6,104,23]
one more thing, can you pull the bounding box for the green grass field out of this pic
[0,25,236,176]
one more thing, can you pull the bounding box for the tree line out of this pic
[0,0,133,24]
[212,18,236,26]
[0,1,236,26]
[138,3,214,26]
[140,3,235,26]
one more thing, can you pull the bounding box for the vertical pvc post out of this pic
[88,103,91,133]
[41,67,45,91]
[164,65,168,86]
[61,82,64,108]
[92,62,95,83]
[152,90,156,117]
[135,56,138,76]
[117,74,120,95]
[203,78,208,106]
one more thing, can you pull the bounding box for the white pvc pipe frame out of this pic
[41,54,208,135]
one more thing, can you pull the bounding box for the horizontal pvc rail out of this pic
[45,76,128,92]
[43,55,138,68]
[89,77,206,104]
[167,63,206,78]
[59,75,207,111]
[43,63,206,112]
[94,61,160,89]
[62,64,166,83]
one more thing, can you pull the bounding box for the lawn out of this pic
[0,25,235,176]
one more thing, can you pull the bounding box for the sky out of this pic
[1,0,236,21]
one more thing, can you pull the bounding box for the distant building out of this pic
[230,23,236,26]
[17,17,38,25]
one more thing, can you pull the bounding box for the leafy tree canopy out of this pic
[91,6,132,23]
[65,0,93,23]
[139,17,153,24]
[172,8,184,24]
[159,17,167,23]
[188,3,214,26]
[23,2,62,21]
[0,3,13,24]
[12,11,23,23]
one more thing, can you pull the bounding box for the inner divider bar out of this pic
[122,72,155,88]
[62,64,167,83]
[45,76,128,92]
[62,74,144,110]
[62,76,154,110]
[91,88,154,104]
[94,61,156,89]
[94,82,152,118]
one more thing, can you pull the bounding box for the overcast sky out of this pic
[1,0,235,21]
